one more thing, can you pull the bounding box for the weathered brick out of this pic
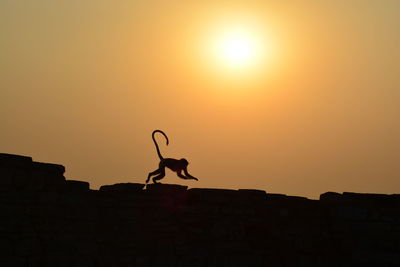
[0,153,399,267]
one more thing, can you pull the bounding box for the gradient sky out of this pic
[1,1,399,198]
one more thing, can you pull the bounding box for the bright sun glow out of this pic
[197,16,278,85]
[206,23,273,76]
[216,30,257,68]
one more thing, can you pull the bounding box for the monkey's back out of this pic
[161,158,183,172]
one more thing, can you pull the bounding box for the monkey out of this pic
[146,130,199,184]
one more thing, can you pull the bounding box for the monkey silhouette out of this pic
[146,130,199,184]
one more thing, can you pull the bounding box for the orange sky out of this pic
[1,1,399,198]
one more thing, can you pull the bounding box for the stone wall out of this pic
[1,153,399,266]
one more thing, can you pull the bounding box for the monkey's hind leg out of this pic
[146,169,161,183]
[152,170,165,184]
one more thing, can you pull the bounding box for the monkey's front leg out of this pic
[181,170,199,181]
[185,168,199,180]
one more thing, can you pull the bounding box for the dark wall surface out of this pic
[1,153,399,266]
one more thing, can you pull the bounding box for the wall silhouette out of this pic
[1,153,399,266]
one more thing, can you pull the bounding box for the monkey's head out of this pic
[180,158,189,166]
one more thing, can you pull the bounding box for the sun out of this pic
[216,30,257,68]
[195,16,277,83]
[206,23,272,75]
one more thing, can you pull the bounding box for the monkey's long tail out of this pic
[152,130,169,160]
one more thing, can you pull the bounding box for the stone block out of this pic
[267,193,308,202]
[266,193,287,200]
[32,161,65,175]
[343,192,391,204]
[0,153,32,168]
[13,168,30,190]
[352,250,400,265]
[143,184,189,212]
[320,192,343,202]
[66,180,90,192]
[331,206,368,221]
[188,188,237,203]
[0,167,14,190]
[238,189,267,200]
[146,183,187,193]
[30,169,65,190]
[100,183,144,192]
[285,195,309,201]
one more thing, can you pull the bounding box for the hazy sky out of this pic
[1,1,399,198]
